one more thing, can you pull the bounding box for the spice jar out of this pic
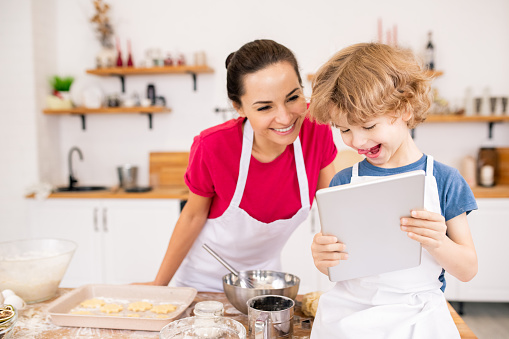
[477,147,498,187]
[0,304,17,339]
[193,301,224,317]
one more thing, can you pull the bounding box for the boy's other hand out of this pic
[400,210,447,251]
[311,232,349,276]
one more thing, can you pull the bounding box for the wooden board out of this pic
[497,147,509,185]
[149,152,189,188]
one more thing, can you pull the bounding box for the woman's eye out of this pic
[340,129,350,134]
[288,95,299,102]
[364,124,376,130]
[257,106,271,112]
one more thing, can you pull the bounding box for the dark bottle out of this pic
[425,31,435,70]
[147,84,156,105]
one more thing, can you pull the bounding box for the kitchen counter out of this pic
[26,186,189,200]
[9,288,477,338]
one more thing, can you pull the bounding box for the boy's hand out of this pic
[311,232,348,276]
[400,210,448,251]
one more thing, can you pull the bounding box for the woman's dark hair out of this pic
[226,39,302,107]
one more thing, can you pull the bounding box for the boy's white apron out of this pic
[311,156,460,339]
[173,119,310,292]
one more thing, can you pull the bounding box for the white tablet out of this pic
[315,170,425,282]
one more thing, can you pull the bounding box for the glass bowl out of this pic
[0,238,77,303]
[159,316,246,339]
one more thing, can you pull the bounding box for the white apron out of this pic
[311,156,460,339]
[173,119,310,292]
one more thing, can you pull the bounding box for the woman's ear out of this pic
[233,102,245,117]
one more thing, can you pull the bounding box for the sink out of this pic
[55,186,109,192]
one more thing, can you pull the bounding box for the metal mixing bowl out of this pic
[223,270,300,314]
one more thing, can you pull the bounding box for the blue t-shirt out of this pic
[330,154,478,291]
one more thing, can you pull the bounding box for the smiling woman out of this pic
[136,39,338,292]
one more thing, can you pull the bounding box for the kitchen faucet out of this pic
[68,146,83,188]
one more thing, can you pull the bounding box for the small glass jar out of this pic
[0,305,18,339]
[477,147,498,187]
[193,301,224,317]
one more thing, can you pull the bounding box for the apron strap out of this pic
[293,136,310,209]
[352,162,360,178]
[231,119,254,206]
[425,155,434,176]
[230,119,310,209]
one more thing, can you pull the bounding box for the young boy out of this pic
[309,43,478,338]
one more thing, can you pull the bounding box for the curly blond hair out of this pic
[310,43,432,129]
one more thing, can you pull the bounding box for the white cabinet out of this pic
[27,198,180,287]
[281,203,335,294]
[444,198,509,302]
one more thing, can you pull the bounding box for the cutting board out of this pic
[497,147,509,185]
[149,152,189,188]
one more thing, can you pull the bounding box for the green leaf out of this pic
[50,76,74,91]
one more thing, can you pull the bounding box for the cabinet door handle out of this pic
[102,207,108,232]
[93,207,99,232]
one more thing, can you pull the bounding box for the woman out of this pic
[146,39,338,292]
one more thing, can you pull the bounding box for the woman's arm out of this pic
[139,191,212,286]
[401,211,478,282]
[317,161,337,190]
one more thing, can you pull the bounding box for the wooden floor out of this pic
[450,302,509,339]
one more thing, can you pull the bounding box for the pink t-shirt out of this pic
[185,116,337,223]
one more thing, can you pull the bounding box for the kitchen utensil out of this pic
[0,238,76,303]
[117,164,138,190]
[223,270,299,315]
[159,316,246,339]
[202,244,255,289]
[247,295,294,339]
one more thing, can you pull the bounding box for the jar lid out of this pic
[194,301,224,317]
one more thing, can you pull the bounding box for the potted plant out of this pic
[90,0,116,68]
[46,76,74,109]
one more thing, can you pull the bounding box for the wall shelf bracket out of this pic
[141,112,153,129]
[117,75,126,93]
[79,114,86,130]
[186,71,198,91]
[488,121,496,139]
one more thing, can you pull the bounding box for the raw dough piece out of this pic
[151,304,177,314]
[301,291,323,317]
[80,298,105,308]
[156,314,169,319]
[71,310,93,315]
[127,313,140,317]
[128,301,153,312]
[100,303,123,314]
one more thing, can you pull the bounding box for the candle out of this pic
[480,165,495,187]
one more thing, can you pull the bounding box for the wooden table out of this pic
[9,289,477,338]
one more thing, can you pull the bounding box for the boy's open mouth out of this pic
[358,144,381,158]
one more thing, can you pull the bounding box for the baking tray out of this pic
[46,284,197,331]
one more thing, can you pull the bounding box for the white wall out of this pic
[1,0,509,240]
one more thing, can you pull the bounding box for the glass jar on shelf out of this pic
[477,147,498,187]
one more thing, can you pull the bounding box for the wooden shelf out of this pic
[471,185,509,199]
[86,65,214,76]
[426,114,509,123]
[87,65,214,92]
[307,70,443,82]
[43,106,170,130]
[43,106,171,115]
